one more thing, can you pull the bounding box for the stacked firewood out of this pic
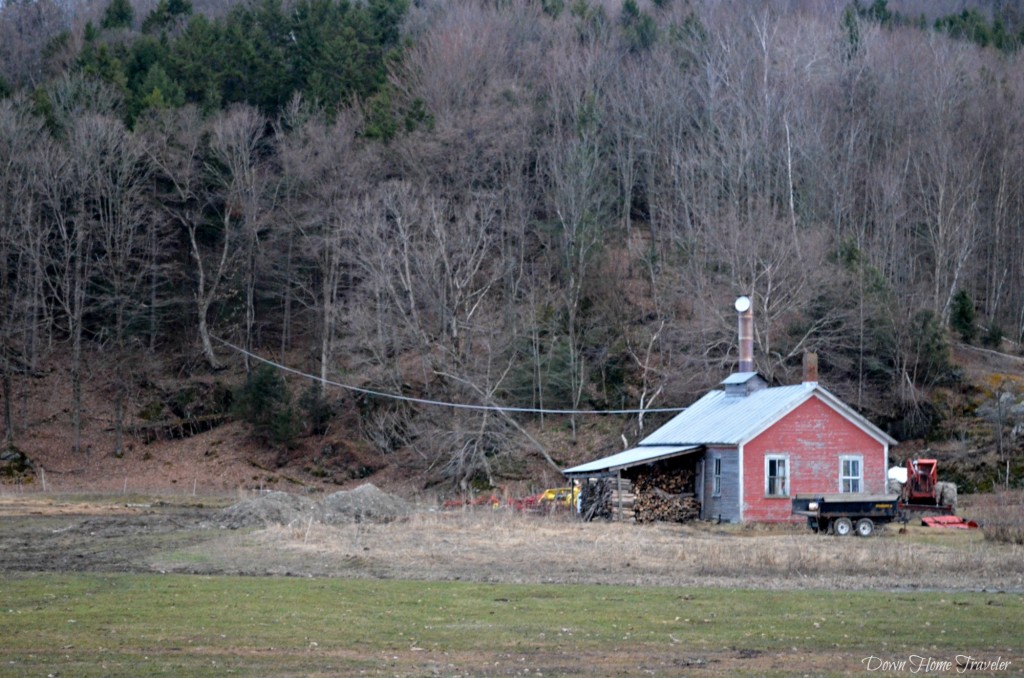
[580,479,613,521]
[633,467,700,523]
[610,481,635,522]
[579,479,636,521]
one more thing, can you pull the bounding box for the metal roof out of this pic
[639,382,897,447]
[561,380,896,478]
[562,445,700,476]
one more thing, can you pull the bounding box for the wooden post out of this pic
[616,471,623,521]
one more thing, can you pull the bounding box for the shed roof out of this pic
[562,445,700,477]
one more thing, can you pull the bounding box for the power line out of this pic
[213,336,685,416]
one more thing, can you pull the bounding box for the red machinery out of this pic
[901,458,955,515]
[904,459,939,505]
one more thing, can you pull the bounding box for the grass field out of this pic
[2,494,1023,675]
[2,573,1022,676]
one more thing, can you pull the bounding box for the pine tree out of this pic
[102,0,135,30]
[950,289,976,343]
[234,365,299,448]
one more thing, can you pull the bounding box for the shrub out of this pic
[298,384,334,436]
[982,322,1004,349]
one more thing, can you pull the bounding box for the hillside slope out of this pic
[3,340,1022,497]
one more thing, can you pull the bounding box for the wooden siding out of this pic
[701,446,741,523]
[741,396,887,522]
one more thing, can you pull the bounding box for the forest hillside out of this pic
[2,0,1024,495]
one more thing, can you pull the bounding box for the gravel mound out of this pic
[320,484,413,524]
[218,491,317,529]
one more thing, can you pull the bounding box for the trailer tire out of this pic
[855,518,875,537]
[834,517,853,536]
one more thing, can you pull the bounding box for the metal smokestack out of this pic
[802,351,818,385]
[735,296,754,373]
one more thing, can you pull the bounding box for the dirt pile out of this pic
[320,484,413,524]
[218,491,317,529]
[217,484,412,529]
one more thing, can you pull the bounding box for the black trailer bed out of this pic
[792,494,901,536]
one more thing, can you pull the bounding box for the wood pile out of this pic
[633,467,700,523]
[580,478,635,521]
[580,479,612,521]
[610,480,635,522]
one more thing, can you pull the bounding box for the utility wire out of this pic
[213,336,685,416]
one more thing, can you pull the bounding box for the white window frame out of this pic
[840,455,863,493]
[765,455,789,497]
[712,457,722,497]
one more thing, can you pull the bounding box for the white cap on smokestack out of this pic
[735,296,754,373]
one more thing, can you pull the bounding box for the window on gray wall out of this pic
[712,457,722,497]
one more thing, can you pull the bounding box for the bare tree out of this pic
[0,96,46,446]
[277,105,370,396]
[537,40,617,437]
[207,105,275,374]
[145,106,231,369]
[0,0,69,89]
[907,40,984,324]
[86,116,152,457]
[37,126,89,453]
[23,75,120,453]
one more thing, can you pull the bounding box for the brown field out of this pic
[2,492,1023,592]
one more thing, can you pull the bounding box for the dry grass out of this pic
[224,508,1024,591]
[971,490,1024,545]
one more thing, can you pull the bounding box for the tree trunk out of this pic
[197,298,220,370]
[2,368,13,447]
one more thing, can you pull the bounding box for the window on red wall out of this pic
[840,455,863,493]
[765,455,788,497]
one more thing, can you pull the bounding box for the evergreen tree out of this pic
[950,289,976,343]
[142,0,193,34]
[910,310,954,386]
[102,0,135,30]
[132,63,184,120]
[621,0,656,52]
[842,5,861,60]
[234,365,299,448]
[167,15,224,113]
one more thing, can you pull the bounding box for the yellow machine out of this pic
[537,486,580,508]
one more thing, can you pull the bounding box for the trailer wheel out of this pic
[834,517,853,536]
[855,518,875,537]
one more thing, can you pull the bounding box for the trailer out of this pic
[792,494,901,536]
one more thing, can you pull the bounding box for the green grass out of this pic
[0,574,1021,676]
